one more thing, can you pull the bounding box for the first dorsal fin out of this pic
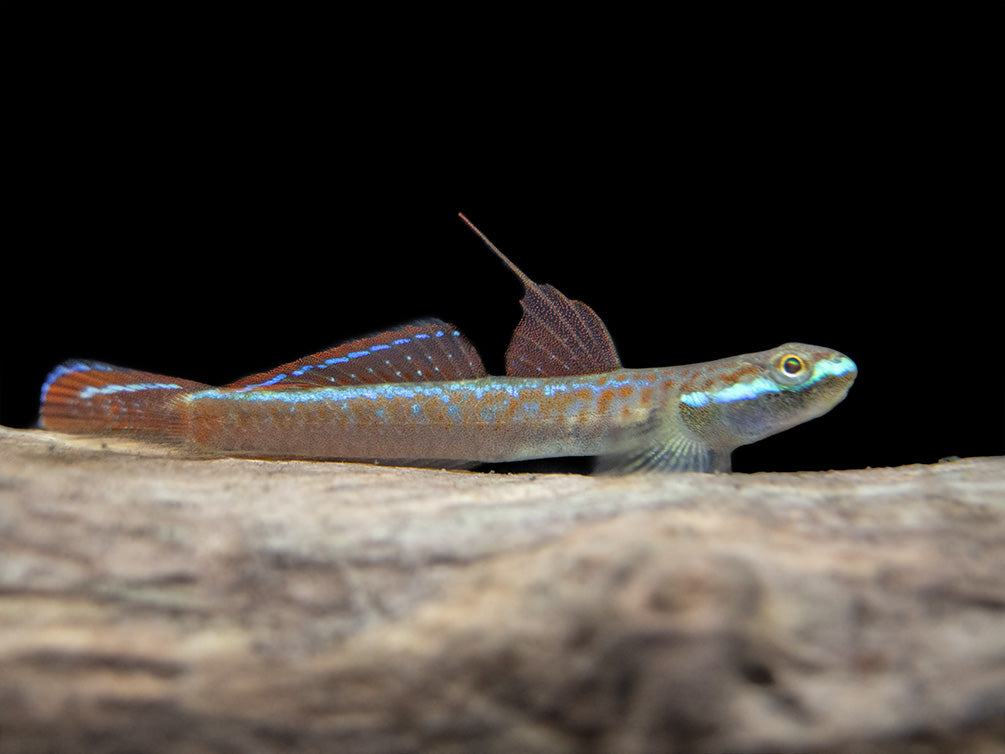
[224,319,487,390]
[459,213,621,378]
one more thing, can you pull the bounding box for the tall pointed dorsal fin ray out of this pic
[224,319,487,390]
[506,282,621,377]
[457,213,621,377]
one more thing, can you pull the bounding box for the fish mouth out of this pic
[812,356,857,415]
[813,353,857,383]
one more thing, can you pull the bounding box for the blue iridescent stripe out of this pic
[680,355,857,408]
[238,328,460,391]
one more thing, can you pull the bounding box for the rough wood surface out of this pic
[1,425,1003,753]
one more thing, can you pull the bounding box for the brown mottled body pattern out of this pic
[179,343,854,469]
[183,369,679,464]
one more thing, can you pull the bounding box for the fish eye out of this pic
[779,355,806,376]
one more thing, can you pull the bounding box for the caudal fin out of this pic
[39,360,210,438]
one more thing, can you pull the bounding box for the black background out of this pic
[3,16,1001,473]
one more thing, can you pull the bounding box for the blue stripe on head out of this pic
[681,377,781,408]
[811,355,857,381]
[680,353,858,410]
[680,391,711,408]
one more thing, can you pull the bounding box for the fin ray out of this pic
[39,360,206,436]
[505,282,622,377]
[457,213,621,377]
[595,435,730,474]
[224,319,487,390]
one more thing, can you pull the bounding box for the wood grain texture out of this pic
[1,425,1003,753]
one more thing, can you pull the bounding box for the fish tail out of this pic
[38,360,209,438]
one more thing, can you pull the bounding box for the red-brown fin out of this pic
[458,213,622,377]
[38,360,208,436]
[224,319,487,390]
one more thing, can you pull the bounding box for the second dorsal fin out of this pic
[459,213,622,378]
[224,319,487,390]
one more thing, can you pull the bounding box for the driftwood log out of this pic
[0,425,1003,753]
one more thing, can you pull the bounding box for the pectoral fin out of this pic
[595,435,730,475]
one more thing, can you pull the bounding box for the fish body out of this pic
[38,216,857,473]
